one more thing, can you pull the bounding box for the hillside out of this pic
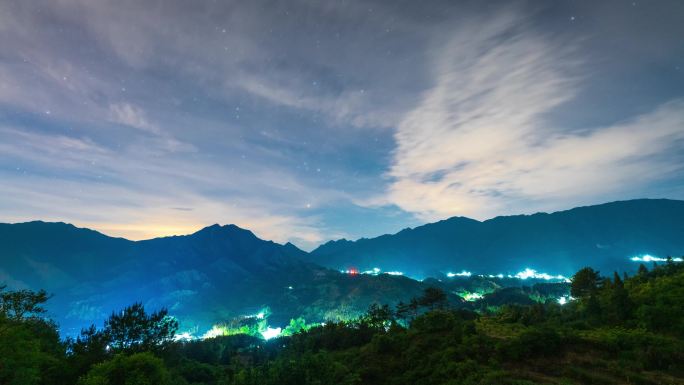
[0,222,429,337]
[2,260,682,384]
[310,199,684,278]
[2,199,682,337]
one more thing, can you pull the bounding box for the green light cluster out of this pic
[280,317,320,337]
[456,290,486,302]
[202,308,322,340]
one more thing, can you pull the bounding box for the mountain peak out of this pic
[195,223,250,234]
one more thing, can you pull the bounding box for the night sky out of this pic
[1,0,683,249]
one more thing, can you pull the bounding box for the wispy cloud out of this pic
[383,11,684,221]
[1,0,683,246]
[0,0,415,246]
[0,122,336,247]
[109,103,160,134]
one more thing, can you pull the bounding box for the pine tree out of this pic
[571,267,601,299]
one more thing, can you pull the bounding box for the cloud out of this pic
[0,0,426,249]
[108,102,196,154]
[0,122,337,248]
[383,11,684,221]
[2,0,683,247]
[27,0,421,131]
[236,76,383,128]
[172,207,194,211]
[0,0,413,248]
[0,172,330,248]
[0,127,111,174]
[109,103,160,134]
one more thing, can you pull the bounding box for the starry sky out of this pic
[1,0,683,249]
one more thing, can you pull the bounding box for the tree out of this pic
[363,304,394,329]
[613,271,623,287]
[571,267,601,299]
[104,303,178,353]
[638,264,648,276]
[282,317,312,336]
[67,325,112,380]
[0,287,65,385]
[418,287,448,310]
[607,272,633,323]
[78,352,172,385]
[0,287,50,321]
[395,301,411,324]
[409,298,419,319]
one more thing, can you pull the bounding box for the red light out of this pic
[347,267,359,275]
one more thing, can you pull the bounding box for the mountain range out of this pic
[310,199,684,278]
[0,221,429,336]
[1,198,683,337]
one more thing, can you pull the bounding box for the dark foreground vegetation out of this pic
[1,260,683,385]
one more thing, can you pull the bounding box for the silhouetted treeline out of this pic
[1,259,683,384]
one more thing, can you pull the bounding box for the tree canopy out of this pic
[2,261,684,384]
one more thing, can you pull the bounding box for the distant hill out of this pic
[2,199,682,337]
[309,199,684,278]
[0,222,429,337]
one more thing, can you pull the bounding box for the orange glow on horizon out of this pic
[79,222,207,241]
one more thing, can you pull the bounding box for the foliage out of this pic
[0,286,50,321]
[78,352,172,385]
[570,267,601,298]
[281,317,318,337]
[0,287,65,385]
[104,303,178,353]
[418,287,448,310]
[66,325,113,381]
[2,261,684,384]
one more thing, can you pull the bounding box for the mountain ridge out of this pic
[1,198,683,337]
[0,220,425,337]
[310,198,684,278]
[315,198,679,251]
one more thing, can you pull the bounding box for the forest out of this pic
[1,260,683,385]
